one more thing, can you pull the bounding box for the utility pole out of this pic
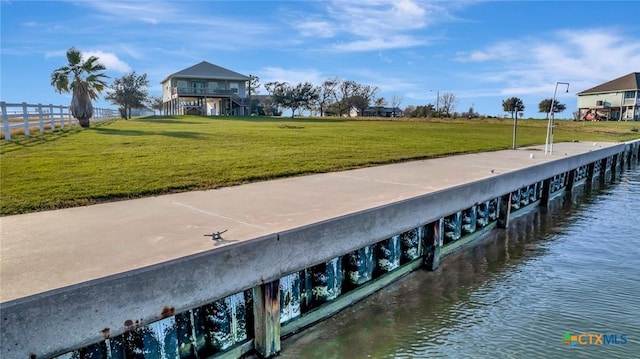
[247,75,252,116]
[430,90,439,117]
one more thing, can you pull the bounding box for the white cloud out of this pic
[288,0,451,52]
[141,17,159,25]
[294,20,337,38]
[111,45,145,61]
[328,0,430,35]
[44,49,67,59]
[84,50,131,73]
[83,1,270,36]
[454,27,640,98]
[455,42,520,62]
[332,35,427,52]
[82,1,169,23]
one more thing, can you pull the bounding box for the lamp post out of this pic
[545,81,569,155]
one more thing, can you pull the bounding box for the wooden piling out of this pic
[497,193,512,228]
[253,281,281,358]
[599,157,608,186]
[586,162,596,186]
[424,219,444,270]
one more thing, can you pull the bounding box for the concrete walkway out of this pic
[0,142,618,303]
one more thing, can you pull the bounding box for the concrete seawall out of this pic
[1,140,639,358]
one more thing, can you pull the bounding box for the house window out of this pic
[625,91,636,98]
[192,82,205,94]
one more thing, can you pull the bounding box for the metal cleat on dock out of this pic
[205,229,228,241]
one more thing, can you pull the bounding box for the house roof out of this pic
[577,72,640,95]
[365,106,403,111]
[160,61,250,84]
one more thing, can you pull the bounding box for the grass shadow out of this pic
[136,118,205,125]
[278,124,305,129]
[0,127,84,154]
[139,115,181,119]
[217,116,350,124]
[91,127,208,140]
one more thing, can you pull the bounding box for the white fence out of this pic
[1,101,120,141]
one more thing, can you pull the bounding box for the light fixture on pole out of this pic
[545,81,569,155]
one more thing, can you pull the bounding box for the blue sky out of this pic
[2,0,639,118]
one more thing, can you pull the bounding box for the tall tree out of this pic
[288,82,314,117]
[391,94,403,117]
[247,75,260,115]
[391,94,402,109]
[502,97,525,119]
[403,105,416,117]
[374,97,387,116]
[374,97,387,107]
[334,79,357,116]
[145,95,164,115]
[268,81,320,118]
[463,105,478,118]
[502,97,525,149]
[407,104,435,118]
[264,81,286,98]
[439,92,458,117]
[352,83,379,116]
[264,81,288,116]
[248,75,261,95]
[105,72,149,119]
[349,95,370,117]
[538,98,566,119]
[50,47,109,128]
[314,77,339,117]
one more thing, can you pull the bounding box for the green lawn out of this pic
[1,115,639,216]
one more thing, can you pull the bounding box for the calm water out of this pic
[279,168,640,359]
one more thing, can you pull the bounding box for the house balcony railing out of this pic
[172,87,239,96]
[171,87,247,106]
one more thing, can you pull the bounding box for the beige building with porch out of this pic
[576,72,639,121]
[161,61,250,116]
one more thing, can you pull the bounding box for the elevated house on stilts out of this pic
[161,61,250,116]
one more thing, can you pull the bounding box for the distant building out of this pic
[346,106,359,117]
[362,106,404,117]
[577,72,640,121]
[160,61,250,116]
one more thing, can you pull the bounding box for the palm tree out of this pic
[502,97,525,149]
[538,98,567,120]
[50,47,109,128]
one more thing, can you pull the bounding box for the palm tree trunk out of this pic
[71,89,93,128]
